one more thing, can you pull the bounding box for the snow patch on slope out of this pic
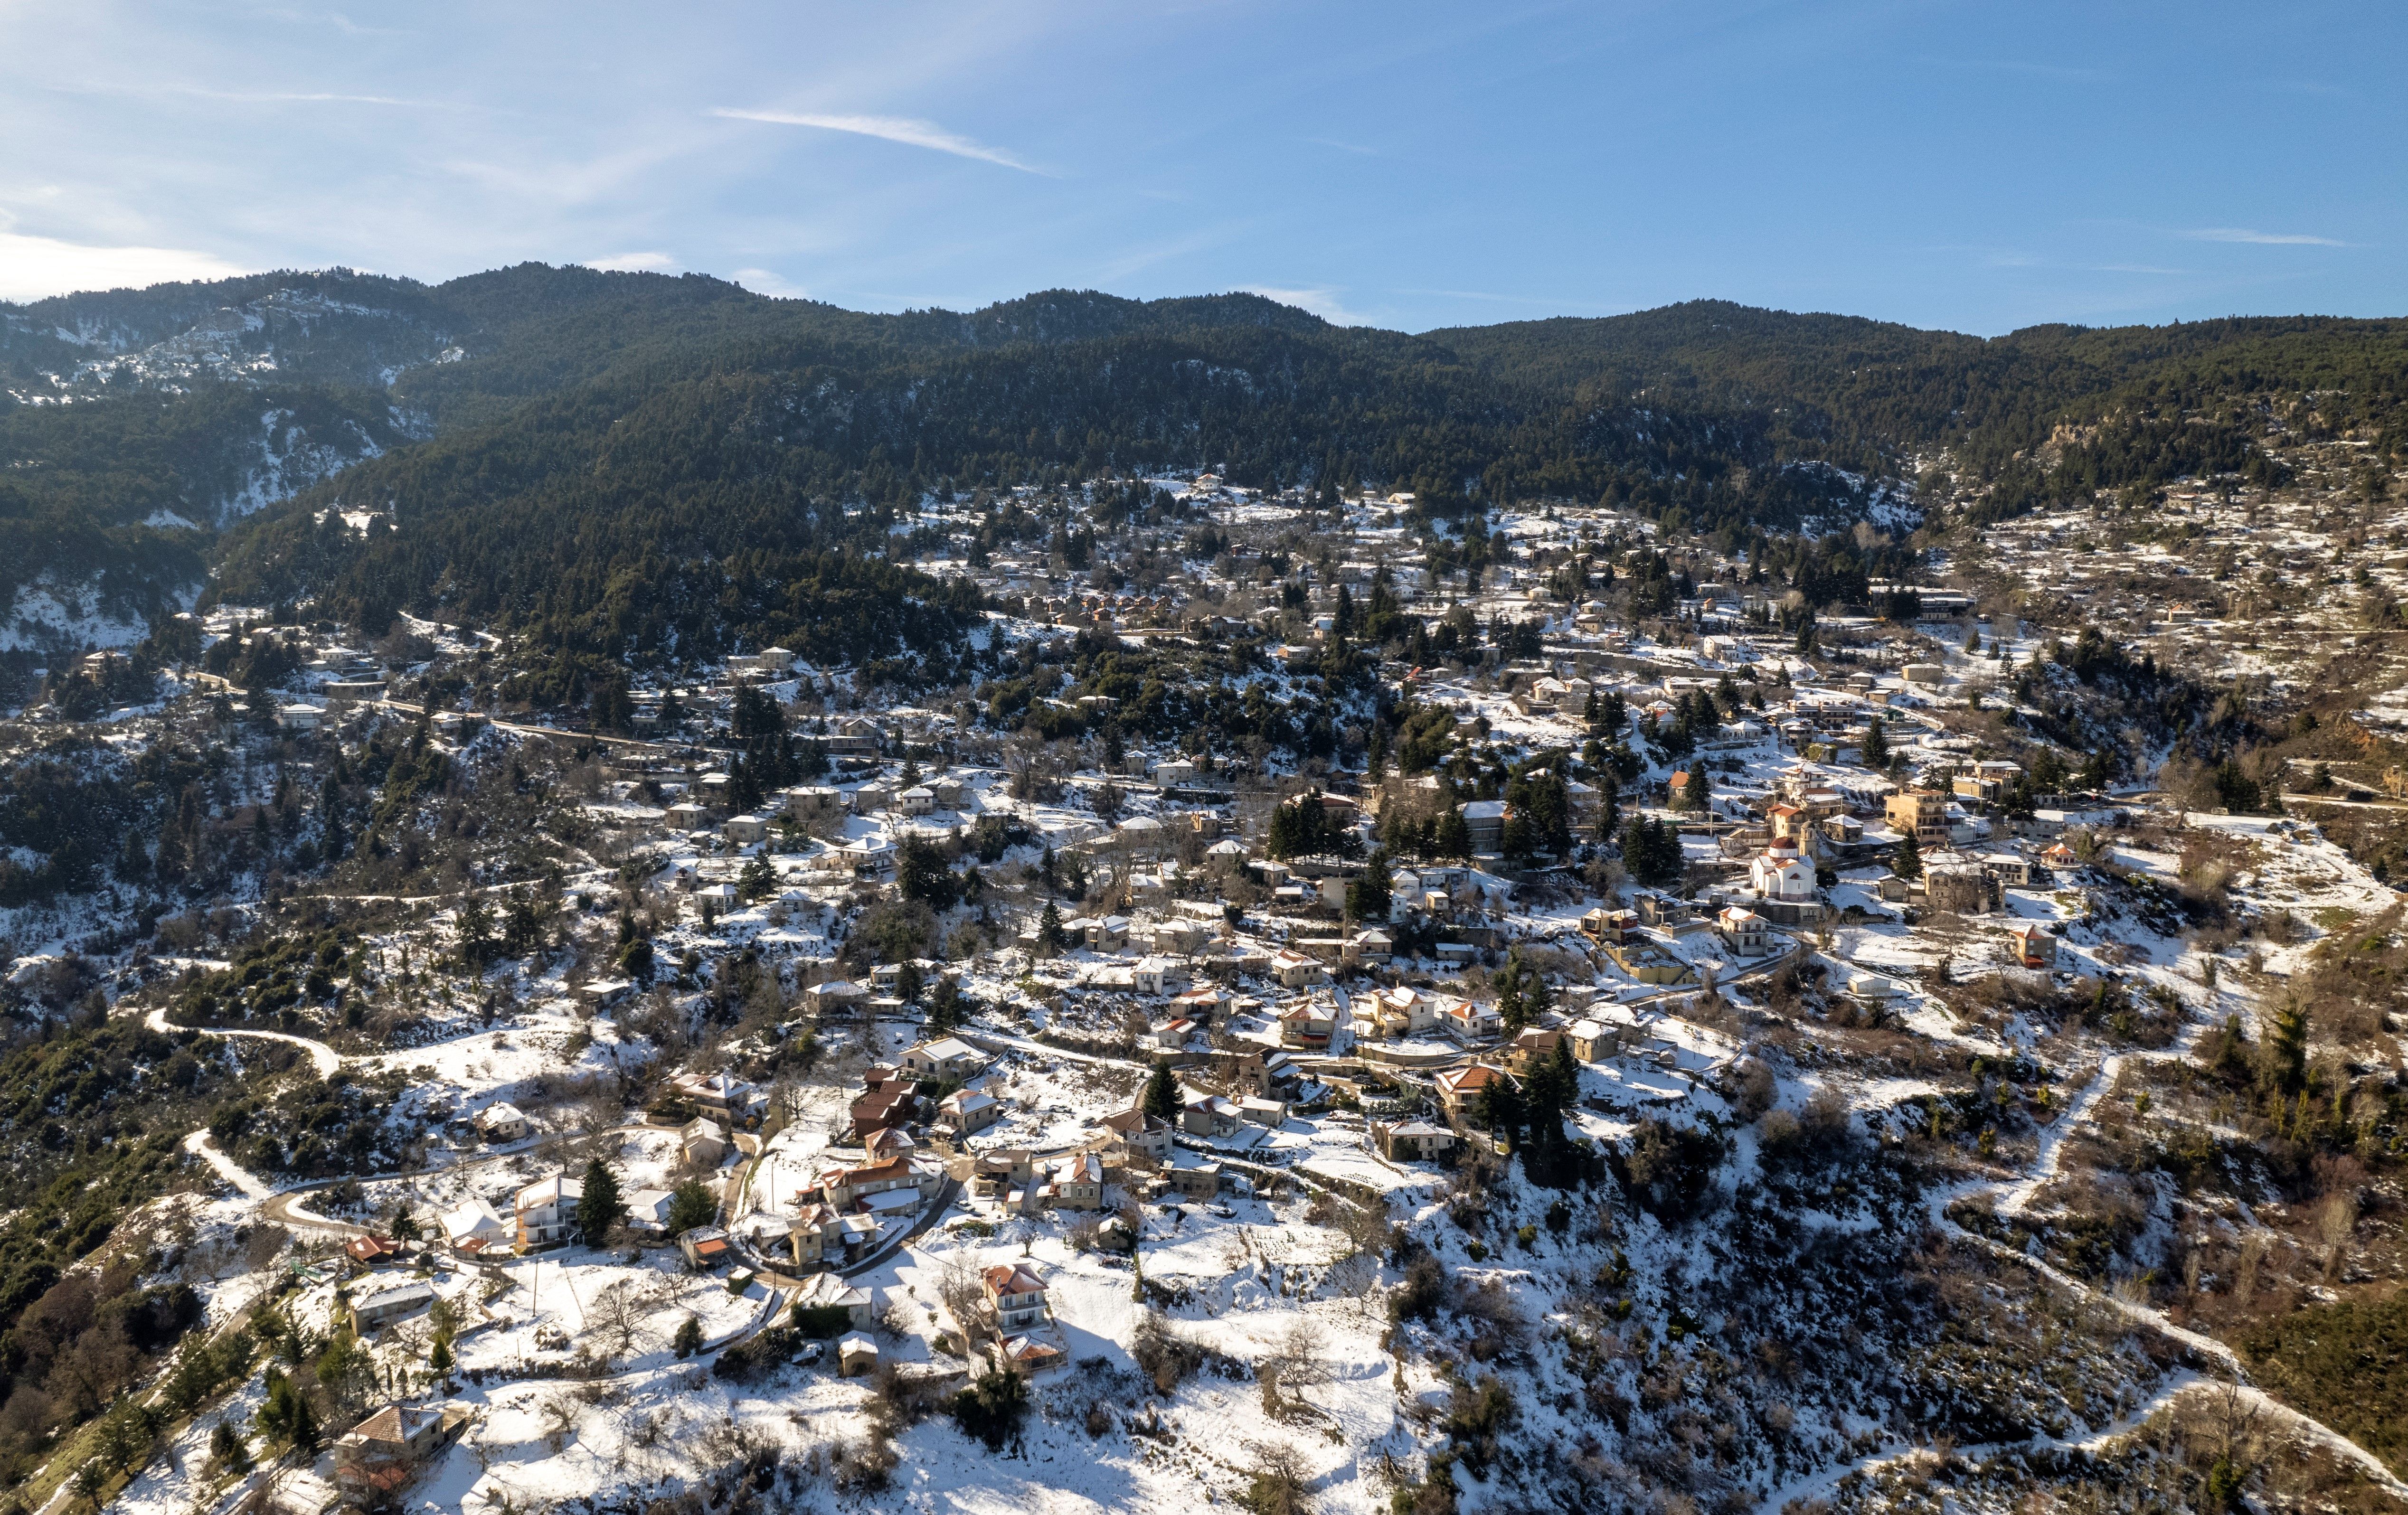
[0,574,197,650]
[218,407,387,519]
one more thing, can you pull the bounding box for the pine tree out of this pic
[1346,848,1393,924]
[1436,807,1472,860]
[577,1158,626,1243]
[2260,999,2309,1097]
[1892,827,1923,879]
[1037,899,1067,957]
[1863,716,1889,766]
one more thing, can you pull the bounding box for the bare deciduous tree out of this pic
[585,1277,671,1359]
[934,1254,992,1346]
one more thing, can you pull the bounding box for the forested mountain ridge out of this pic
[1435,301,2408,508]
[4,264,2403,663]
[204,298,1908,678]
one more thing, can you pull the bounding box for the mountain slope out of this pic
[5,266,2404,660]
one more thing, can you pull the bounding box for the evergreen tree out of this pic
[1142,1066,1179,1122]
[1475,1075,1527,1147]
[1621,816,1683,888]
[208,1420,252,1474]
[1862,715,1889,766]
[2260,999,2309,1097]
[577,1158,627,1242]
[1891,827,1923,880]
[667,1180,718,1235]
[1436,807,1473,860]
[1036,898,1067,957]
[674,1316,705,1358]
[1346,847,1393,923]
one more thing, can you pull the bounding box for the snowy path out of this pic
[1759,1002,2408,1510]
[146,1004,345,1077]
[183,1130,272,1199]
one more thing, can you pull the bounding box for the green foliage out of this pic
[1142,1065,1179,1122]
[1265,790,1358,861]
[673,1315,704,1358]
[1619,815,1683,888]
[788,1303,855,1340]
[897,835,962,910]
[576,1158,626,1242]
[256,1367,320,1452]
[1346,848,1393,923]
[206,1418,252,1475]
[949,1368,1029,1452]
[666,1180,718,1237]
[1616,1119,1725,1222]
[1891,827,1923,880]
[2259,1000,2310,1098]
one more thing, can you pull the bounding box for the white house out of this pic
[792,1270,876,1331]
[442,1199,510,1255]
[1440,998,1504,1042]
[514,1174,584,1248]
[1716,906,1769,957]
[1132,955,1178,996]
[474,1103,528,1143]
[900,1037,986,1082]
[1748,851,1816,903]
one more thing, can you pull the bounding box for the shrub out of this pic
[1388,1250,1446,1325]
[1616,1119,1724,1221]
[949,1369,1028,1451]
[714,1326,799,1383]
[1131,1308,1202,1393]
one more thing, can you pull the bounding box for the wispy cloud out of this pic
[46,80,468,110]
[731,267,810,299]
[0,232,248,302]
[1301,136,1378,156]
[254,8,414,37]
[1241,285,1363,326]
[2181,226,2347,246]
[585,251,676,273]
[712,108,1047,174]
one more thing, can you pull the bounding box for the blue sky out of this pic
[2,0,2399,333]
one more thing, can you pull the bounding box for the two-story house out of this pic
[981,1265,1051,1332]
[514,1174,584,1248]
